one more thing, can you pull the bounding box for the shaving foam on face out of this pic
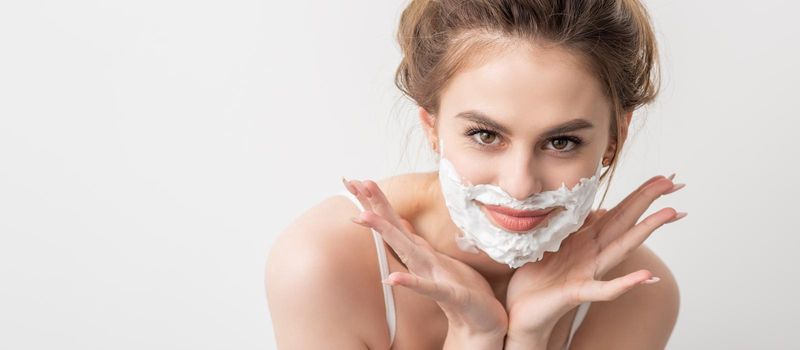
[436,138,603,268]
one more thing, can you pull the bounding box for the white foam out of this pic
[437,138,603,268]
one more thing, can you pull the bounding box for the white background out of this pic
[1,0,798,349]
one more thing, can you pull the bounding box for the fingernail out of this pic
[350,216,366,225]
[667,212,688,224]
[342,177,356,195]
[352,180,365,197]
[665,183,686,194]
[382,277,394,285]
[364,184,373,198]
[641,276,660,284]
[667,173,676,181]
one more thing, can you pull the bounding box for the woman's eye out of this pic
[545,137,581,152]
[471,131,499,146]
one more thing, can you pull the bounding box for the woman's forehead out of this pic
[438,44,611,134]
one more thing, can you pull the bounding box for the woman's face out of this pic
[423,43,626,201]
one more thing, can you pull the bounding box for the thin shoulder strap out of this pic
[337,190,397,346]
[564,301,592,349]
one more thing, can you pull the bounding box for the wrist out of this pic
[503,331,550,350]
[503,323,555,350]
[444,324,506,349]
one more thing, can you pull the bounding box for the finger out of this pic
[345,179,374,212]
[595,207,677,274]
[596,177,678,248]
[342,176,357,196]
[352,210,432,272]
[602,174,686,231]
[346,178,431,249]
[664,182,686,195]
[398,217,431,247]
[665,211,688,224]
[360,180,431,247]
[383,271,456,303]
[593,175,664,229]
[583,209,608,226]
[362,180,407,231]
[398,218,416,234]
[578,269,654,302]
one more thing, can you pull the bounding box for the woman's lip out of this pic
[477,202,556,232]
[481,206,551,232]
[480,203,555,217]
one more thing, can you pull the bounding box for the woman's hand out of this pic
[503,174,687,345]
[342,178,508,347]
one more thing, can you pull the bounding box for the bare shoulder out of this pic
[265,194,393,349]
[571,244,680,350]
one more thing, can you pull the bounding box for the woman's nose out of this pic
[497,158,542,201]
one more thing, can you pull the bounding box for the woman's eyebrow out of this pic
[455,110,512,134]
[541,119,595,138]
[455,110,595,137]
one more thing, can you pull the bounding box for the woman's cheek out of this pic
[448,154,497,186]
[540,161,596,190]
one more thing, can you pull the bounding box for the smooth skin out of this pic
[266,42,683,349]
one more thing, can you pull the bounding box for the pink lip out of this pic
[481,203,555,217]
[478,202,555,232]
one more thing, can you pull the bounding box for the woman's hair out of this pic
[394,0,662,204]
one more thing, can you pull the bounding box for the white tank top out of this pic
[337,190,591,348]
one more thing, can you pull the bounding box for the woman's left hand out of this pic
[504,174,686,343]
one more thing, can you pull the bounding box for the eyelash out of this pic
[463,126,584,153]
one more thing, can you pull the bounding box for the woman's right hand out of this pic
[343,178,508,346]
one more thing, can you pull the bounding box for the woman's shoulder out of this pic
[271,193,372,259]
[270,170,432,259]
[266,174,433,292]
[268,191,384,289]
[569,244,680,349]
[333,171,437,218]
[265,188,399,347]
[265,171,434,291]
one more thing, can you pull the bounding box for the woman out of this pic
[266,0,684,349]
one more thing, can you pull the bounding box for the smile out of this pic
[476,202,556,233]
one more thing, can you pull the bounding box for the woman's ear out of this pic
[604,110,634,163]
[418,107,439,151]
